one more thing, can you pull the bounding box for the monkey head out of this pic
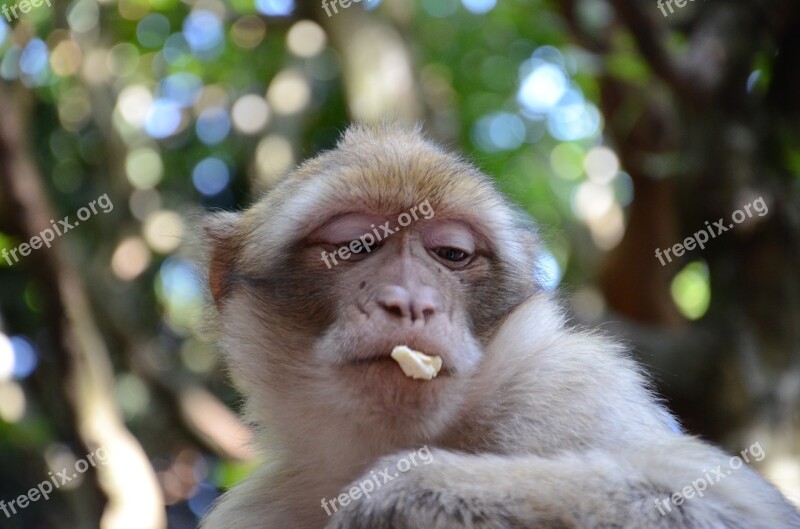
[205,124,541,441]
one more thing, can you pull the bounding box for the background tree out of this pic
[0,0,797,527]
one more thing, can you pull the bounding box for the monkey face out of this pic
[206,125,541,438]
[304,213,489,418]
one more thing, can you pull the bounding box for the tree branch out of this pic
[0,84,166,529]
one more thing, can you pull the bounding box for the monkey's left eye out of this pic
[433,247,471,265]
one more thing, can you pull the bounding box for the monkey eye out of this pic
[337,240,373,261]
[433,246,472,267]
[345,241,370,255]
[320,239,377,264]
[423,220,477,269]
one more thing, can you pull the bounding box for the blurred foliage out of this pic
[0,0,798,527]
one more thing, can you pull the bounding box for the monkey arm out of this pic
[324,440,800,529]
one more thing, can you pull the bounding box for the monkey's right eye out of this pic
[336,241,373,261]
[312,213,386,262]
[346,241,370,255]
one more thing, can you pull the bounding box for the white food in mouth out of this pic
[390,345,442,380]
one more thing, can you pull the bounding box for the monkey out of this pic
[200,123,800,529]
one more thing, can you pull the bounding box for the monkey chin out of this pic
[324,344,473,433]
[338,366,466,437]
[309,324,483,435]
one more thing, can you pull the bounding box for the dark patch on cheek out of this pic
[359,281,366,289]
[238,248,338,334]
[465,260,535,339]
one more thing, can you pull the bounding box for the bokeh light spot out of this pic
[159,72,203,108]
[196,108,231,145]
[422,0,458,17]
[125,147,164,190]
[20,38,50,81]
[183,10,224,60]
[0,334,13,381]
[114,373,151,418]
[231,94,270,134]
[0,20,8,48]
[111,236,152,281]
[58,88,92,131]
[0,381,25,423]
[50,39,83,77]
[287,20,326,58]
[81,47,111,85]
[584,146,620,185]
[144,99,183,139]
[256,134,294,185]
[143,210,185,253]
[1,46,22,81]
[192,157,230,196]
[547,91,601,141]
[231,16,266,49]
[518,62,568,115]
[550,143,585,181]
[461,0,496,14]
[671,261,711,320]
[67,0,100,33]
[163,33,191,64]
[118,85,153,128]
[156,257,203,333]
[472,112,526,152]
[572,181,614,221]
[108,42,140,78]
[137,13,171,49]
[129,189,163,221]
[255,0,294,16]
[266,69,311,115]
[10,336,37,379]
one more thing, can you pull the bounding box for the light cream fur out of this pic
[201,124,800,529]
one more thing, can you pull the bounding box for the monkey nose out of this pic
[376,285,437,323]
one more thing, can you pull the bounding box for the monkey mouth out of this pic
[347,353,453,377]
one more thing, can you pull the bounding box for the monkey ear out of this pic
[203,212,242,307]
